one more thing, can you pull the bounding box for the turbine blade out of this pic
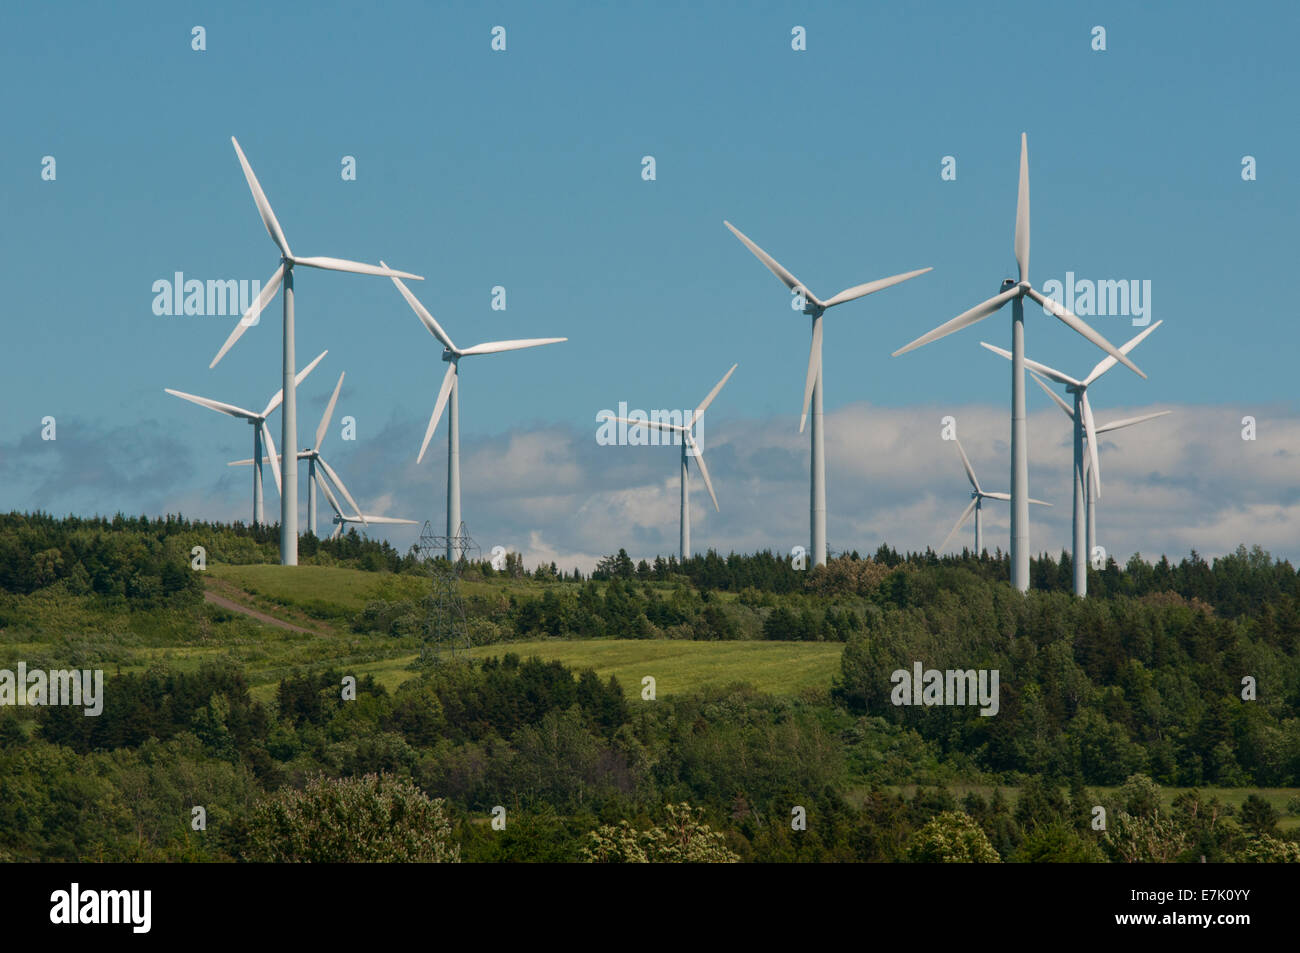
[231,137,292,259]
[262,349,327,418]
[1015,132,1029,283]
[938,498,979,553]
[165,388,257,420]
[1028,497,1052,506]
[317,456,364,526]
[228,456,278,466]
[1029,370,1075,418]
[1082,393,1101,501]
[723,220,821,306]
[982,491,1012,501]
[292,256,422,280]
[1096,409,1172,434]
[691,363,738,427]
[315,372,345,450]
[821,267,932,309]
[384,263,455,350]
[210,263,285,369]
[892,287,1018,357]
[458,337,567,356]
[799,318,823,433]
[315,470,344,517]
[331,521,342,541]
[1083,319,1163,386]
[979,341,1079,387]
[955,437,980,494]
[1025,286,1146,379]
[354,516,419,526]
[417,362,458,464]
[261,423,282,495]
[685,434,720,512]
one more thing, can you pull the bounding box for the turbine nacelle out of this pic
[797,290,824,317]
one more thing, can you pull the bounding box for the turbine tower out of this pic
[210,137,422,566]
[1082,411,1170,566]
[385,267,566,560]
[893,133,1146,592]
[228,369,367,539]
[598,364,737,560]
[981,320,1163,596]
[937,436,1050,555]
[165,351,326,527]
[724,220,930,568]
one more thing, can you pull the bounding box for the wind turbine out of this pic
[315,476,418,541]
[597,364,737,561]
[166,351,327,527]
[385,266,566,560]
[938,436,1050,555]
[210,136,423,566]
[723,220,930,568]
[228,369,365,539]
[1079,411,1171,571]
[981,319,1164,595]
[893,133,1147,592]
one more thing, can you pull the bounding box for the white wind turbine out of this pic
[228,370,365,539]
[1079,410,1172,572]
[166,351,327,527]
[316,476,418,541]
[893,133,1146,592]
[210,137,423,566]
[938,436,1050,555]
[598,364,737,561]
[981,319,1164,596]
[724,220,930,568]
[385,267,566,560]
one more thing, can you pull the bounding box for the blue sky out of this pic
[1,1,1297,567]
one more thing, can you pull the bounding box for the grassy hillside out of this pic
[62,565,835,702]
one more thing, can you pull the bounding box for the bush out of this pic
[245,773,459,862]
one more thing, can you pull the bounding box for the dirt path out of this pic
[203,584,319,635]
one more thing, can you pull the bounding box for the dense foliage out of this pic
[1,513,1297,862]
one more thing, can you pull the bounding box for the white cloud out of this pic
[8,400,1298,576]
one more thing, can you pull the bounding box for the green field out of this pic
[207,563,430,618]
[464,638,843,697]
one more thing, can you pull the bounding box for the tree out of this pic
[246,774,460,862]
[1101,810,1188,863]
[907,811,1001,863]
[1239,794,1279,836]
[581,803,739,863]
[1014,821,1105,862]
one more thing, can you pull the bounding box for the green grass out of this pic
[463,638,843,698]
[244,638,845,703]
[207,563,428,617]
